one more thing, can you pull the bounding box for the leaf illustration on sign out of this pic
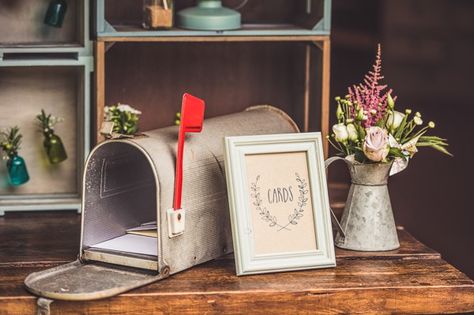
[250,173,309,232]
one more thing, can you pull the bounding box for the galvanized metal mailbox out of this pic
[25,106,298,301]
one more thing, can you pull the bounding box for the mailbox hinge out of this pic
[37,297,54,315]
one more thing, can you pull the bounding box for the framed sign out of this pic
[224,133,335,275]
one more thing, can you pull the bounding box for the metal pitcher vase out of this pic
[326,157,399,251]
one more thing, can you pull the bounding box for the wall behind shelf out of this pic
[0,67,79,195]
[104,41,322,132]
[0,0,81,46]
[103,0,321,27]
[330,0,474,278]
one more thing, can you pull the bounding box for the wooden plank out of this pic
[1,258,472,314]
[95,41,106,144]
[0,212,472,313]
[320,38,331,157]
[0,211,437,268]
[99,35,329,43]
[0,212,80,267]
[335,227,440,260]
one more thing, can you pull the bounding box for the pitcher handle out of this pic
[325,156,353,239]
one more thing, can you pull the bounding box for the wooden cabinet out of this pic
[94,0,332,156]
[0,0,92,215]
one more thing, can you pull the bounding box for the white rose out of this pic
[346,123,358,141]
[387,111,405,130]
[332,123,349,142]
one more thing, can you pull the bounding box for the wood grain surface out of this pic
[0,207,472,314]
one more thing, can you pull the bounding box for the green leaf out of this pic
[389,147,406,158]
[394,114,409,139]
[430,144,453,156]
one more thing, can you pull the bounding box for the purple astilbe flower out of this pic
[348,44,395,128]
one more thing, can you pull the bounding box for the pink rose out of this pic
[363,127,389,162]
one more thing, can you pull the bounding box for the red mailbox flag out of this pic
[173,93,205,211]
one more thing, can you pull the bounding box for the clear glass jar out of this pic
[143,0,174,29]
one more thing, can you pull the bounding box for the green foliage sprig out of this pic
[36,109,63,138]
[0,127,22,160]
[104,103,142,135]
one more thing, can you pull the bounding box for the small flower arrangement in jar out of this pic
[103,103,142,137]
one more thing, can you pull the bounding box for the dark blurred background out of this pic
[330,0,474,278]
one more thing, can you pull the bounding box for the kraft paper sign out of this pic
[245,151,318,256]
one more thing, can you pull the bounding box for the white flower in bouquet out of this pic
[347,123,358,141]
[400,135,421,157]
[332,123,349,142]
[363,127,390,162]
[387,111,405,131]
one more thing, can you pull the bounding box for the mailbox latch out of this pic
[167,208,185,238]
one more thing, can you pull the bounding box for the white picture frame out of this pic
[224,132,335,276]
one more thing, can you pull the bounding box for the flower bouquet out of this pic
[0,127,30,186]
[329,45,451,169]
[327,45,451,251]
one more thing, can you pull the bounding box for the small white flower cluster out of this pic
[105,104,142,115]
[46,116,63,132]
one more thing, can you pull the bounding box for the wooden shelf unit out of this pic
[95,35,331,156]
[94,1,332,154]
[0,0,90,55]
[96,0,331,38]
[0,57,93,216]
[0,0,93,215]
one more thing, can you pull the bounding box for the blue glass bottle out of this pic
[44,0,68,28]
[7,155,29,186]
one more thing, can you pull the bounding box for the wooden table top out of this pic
[0,211,473,314]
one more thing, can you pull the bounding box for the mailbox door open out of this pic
[25,141,166,300]
[24,106,299,301]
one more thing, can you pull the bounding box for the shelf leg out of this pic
[95,41,106,144]
[321,38,331,158]
[304,44,311,132]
